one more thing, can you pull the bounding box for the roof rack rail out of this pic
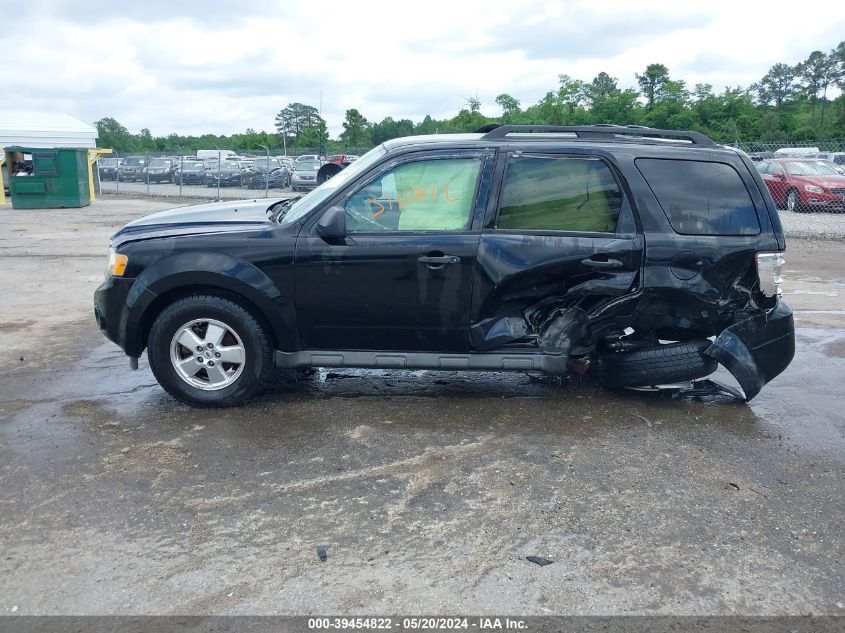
[476,124,716,146]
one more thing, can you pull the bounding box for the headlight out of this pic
[106,247,128,278]
[804,184,824,194]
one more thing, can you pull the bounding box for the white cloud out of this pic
[2,0,843,138]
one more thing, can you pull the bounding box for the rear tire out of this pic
[147,295,274,407]
[599,340,717,388]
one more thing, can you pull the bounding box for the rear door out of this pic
[470,151,643,348]
[633,155,780,336]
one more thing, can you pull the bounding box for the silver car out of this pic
[290,160,322,191]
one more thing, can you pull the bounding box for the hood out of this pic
[112,198,283,246]
[793,174,845,188]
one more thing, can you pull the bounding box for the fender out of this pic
[705,300,795,401]
[122,252,297,356]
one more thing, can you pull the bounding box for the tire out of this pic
[147,295,274,407]
[786,189,802,213]
[599,340,717,388]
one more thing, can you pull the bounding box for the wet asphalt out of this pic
[0,200,843,615]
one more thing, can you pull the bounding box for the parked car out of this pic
[145,158,176,183]
[774,147,820,158]
[117,156,148,182]
[290,160,322,191]
[757,158,845,212]
[97,157,121,181]
[95,125,795,407]
[205,161,246,187]
[197,149,239,162]
[246,157,291,189]
[746,151,773,162]
[173,159,206,185]
[813,152,845,174]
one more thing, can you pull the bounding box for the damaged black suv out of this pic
[94,125,794,407]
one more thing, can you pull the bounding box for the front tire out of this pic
[147,295,274,407]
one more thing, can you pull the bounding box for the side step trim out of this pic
[274,350,567,374]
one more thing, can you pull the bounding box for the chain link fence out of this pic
[96,147,372,201]
[93,140,845,239]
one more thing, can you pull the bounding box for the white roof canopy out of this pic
[0,111,97,149]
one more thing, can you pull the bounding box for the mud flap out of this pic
[705,300,795,401]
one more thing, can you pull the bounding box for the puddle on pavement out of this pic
[2,330,844,464]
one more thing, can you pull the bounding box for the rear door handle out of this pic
[581,257,624,269]
[418,255,460,265]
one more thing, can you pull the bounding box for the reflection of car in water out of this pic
[757,158,845,212]
[95,125,795,407]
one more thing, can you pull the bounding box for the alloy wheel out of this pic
[169,318,245,390]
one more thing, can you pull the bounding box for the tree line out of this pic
[96,41,844,154]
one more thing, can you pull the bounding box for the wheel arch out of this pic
[126,254,297,356]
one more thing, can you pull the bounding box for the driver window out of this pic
[344,158,481,232]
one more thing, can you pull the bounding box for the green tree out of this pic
[495,93,521,122]
[298,119,329,151]
[754,62,797,107]
[95,117,135,151]
[636,63,670,110]
[339,109,371,146]
[274,103,321,146]
[796,51,829,121]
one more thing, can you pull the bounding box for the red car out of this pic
[758,158,845,212]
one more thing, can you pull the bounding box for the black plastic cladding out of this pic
[93,126,794,399]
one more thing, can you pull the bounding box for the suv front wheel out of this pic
[147,295,273,407]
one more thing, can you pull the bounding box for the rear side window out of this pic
[498,156,621,233]
[637,159,760,235]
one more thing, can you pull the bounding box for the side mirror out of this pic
[316,205,346,241]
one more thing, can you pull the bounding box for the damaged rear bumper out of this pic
[705,300,795,401]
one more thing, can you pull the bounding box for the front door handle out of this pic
[581,257,624,270]
[418,255,460,265]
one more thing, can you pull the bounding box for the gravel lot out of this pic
[0,199,843,616]
[778,207,845,239]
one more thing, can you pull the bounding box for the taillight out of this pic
[755,252,785,297]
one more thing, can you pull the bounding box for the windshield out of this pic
[149,159,171,167]
[252,158,279,170]
[281,145,388,224]
[785,161,840,176]
[99,158,118,167]
[123,157,144,166]
[295,161,321,171]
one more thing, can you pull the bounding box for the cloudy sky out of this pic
[4,0,844,137]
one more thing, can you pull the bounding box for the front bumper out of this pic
[94,276,157,358]
[705,300,795,401]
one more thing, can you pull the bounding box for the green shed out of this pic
[5,147,90,209]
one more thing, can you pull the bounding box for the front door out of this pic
[295,152,491,351]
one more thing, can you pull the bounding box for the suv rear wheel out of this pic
[599,340,717,388]
[147,295,273,407]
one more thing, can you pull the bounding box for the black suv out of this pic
[94,125,794,407]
